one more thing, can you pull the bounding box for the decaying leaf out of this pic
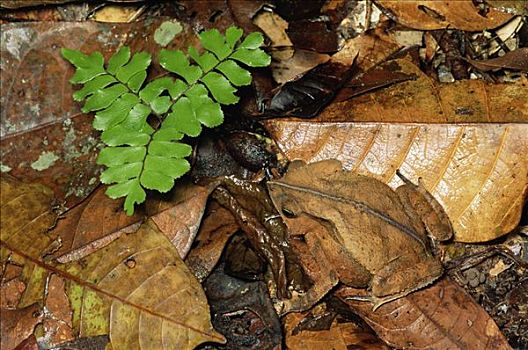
[375,0,513,31]
[319,59,528,123]
[0,175,57,258]
[63,220,225,349]
[336,278,512,350]
[466,48,528,72]
[253,10,294,61]
[1,177,224,349]
[284,310,389,350]
[265,121,528,242]
[271,49,331,84]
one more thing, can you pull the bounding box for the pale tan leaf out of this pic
[63,220,226,349]
[1,178,224,349]
[375,0,513,31]
[265,121,528,242]
[336,278,512,350]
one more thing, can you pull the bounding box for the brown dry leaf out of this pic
[54,181,213,263]
[0,20,198,207]
[271,49,331,84]
[265,121,527,242]
[253,10,294,61]
[0,303,42,350]
[336,278,511,350]
[147,182,215,259]
[185,202,239,281]
[375,0,513,31]
[91,4,144,23]
[466,48,528,72]
[52,186,144,263]
[284,311,389,350]
[332,31,400,70]
[0,279,26,309]
[319,59,528,123]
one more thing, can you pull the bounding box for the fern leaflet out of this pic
[62,26,270,215]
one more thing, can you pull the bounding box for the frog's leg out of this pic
[374,256,443,294]
[362,257,443,310]
[395,170,453,242]
[345,257,443,310]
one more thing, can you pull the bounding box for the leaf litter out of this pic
[1,1,528,349]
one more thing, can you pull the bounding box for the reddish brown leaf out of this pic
[336,278,512,350]
[0,303,42,350]
[54,182,213,263]
[53,186,144,263]
[0,20,198,207]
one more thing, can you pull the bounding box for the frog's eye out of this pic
[282,207,296,218]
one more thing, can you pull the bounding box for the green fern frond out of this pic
[62,26,270,215]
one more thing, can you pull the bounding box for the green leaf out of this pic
[139,77,174,103]
[231,48,271,67]
[165,98,201,136]
[97,146,146,167]
[101,126,151,146]
[152,128,184,141]
[100,163,142,184]
[148,141,192,157]
[62,49,106,84]
[201,72,238,104]
[216,60,251,86]
[116,51,151,84]
[63,28,272,216]
[225,26,243,48]
[151,96,171,114]
[196,99,223,127]
[128,71,147,93]
[107,47,131,75]
[168,79,187,99]
[93,93,139,131]
[122,103,152,131]
[238,32,264,49]
[199,29,231,60]
[82,84,128,113]
[73,75,117,101]
[188,47,218,72]
[141,156,190,192]
[105,179,145,216]
[159,50,202,84]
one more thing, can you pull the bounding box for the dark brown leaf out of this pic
[466,48,528,72]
